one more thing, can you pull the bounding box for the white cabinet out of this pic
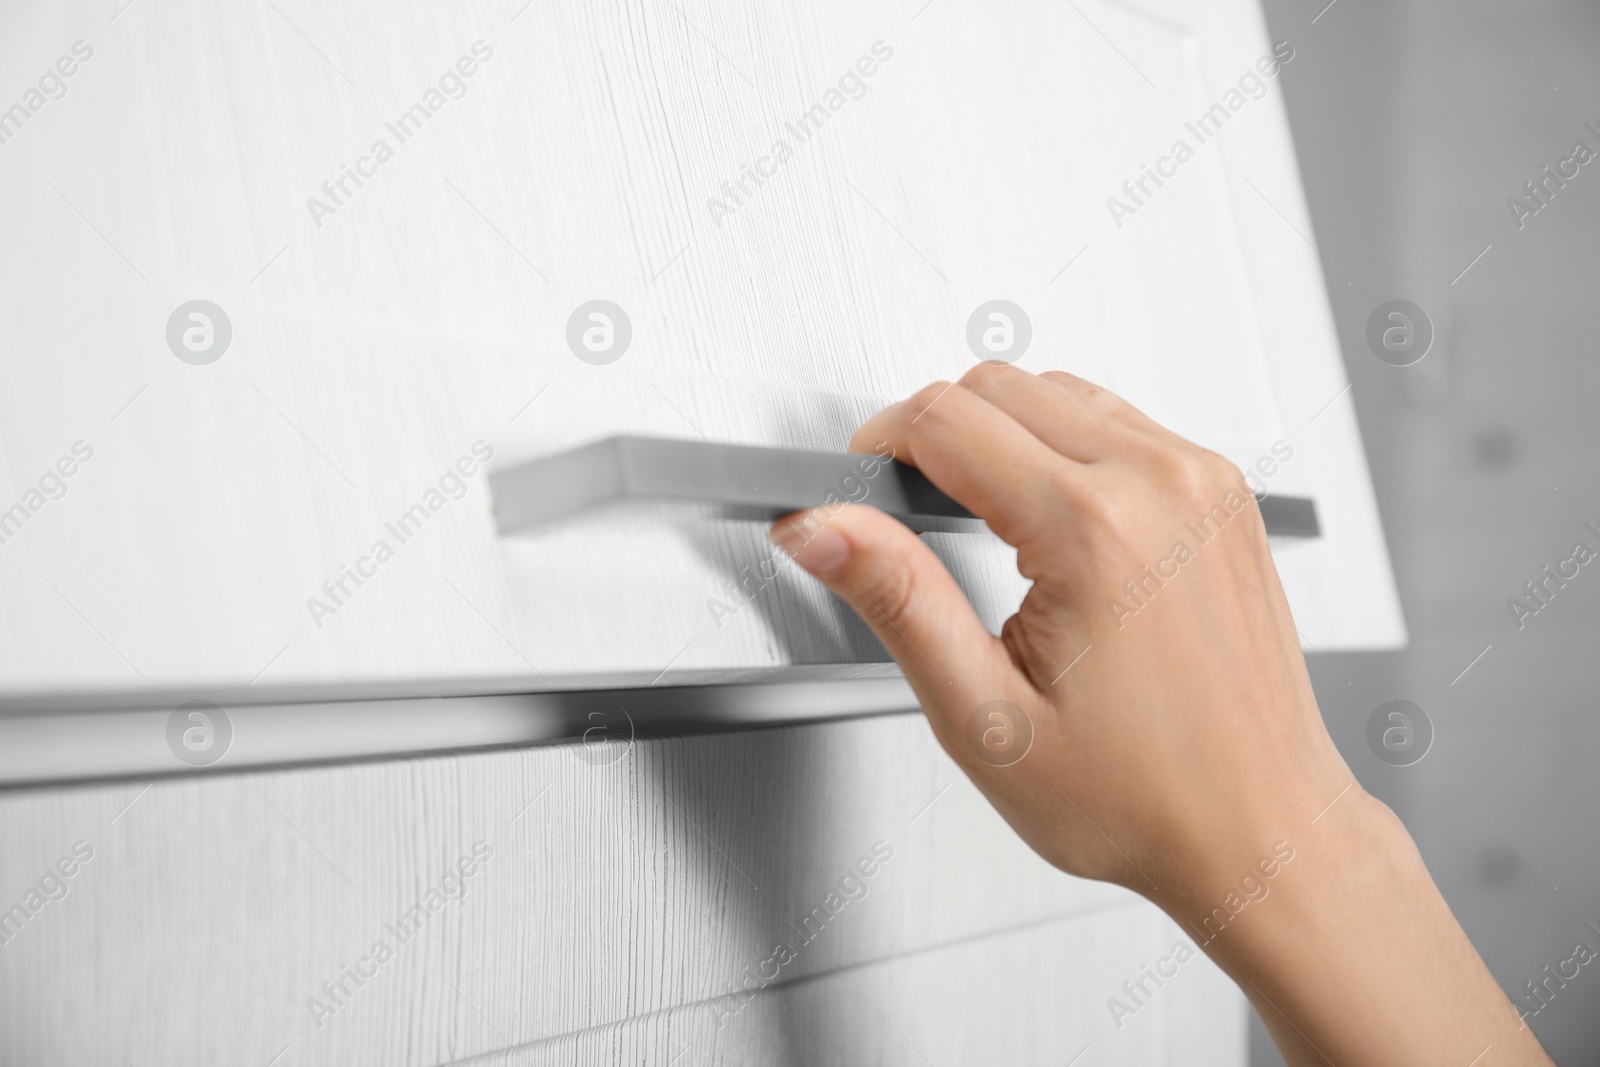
[0,1,1402,1063]
[0,714,1245,1067]
[0,0,1400,703]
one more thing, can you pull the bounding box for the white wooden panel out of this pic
[0,0,1399,701]
[0,713,1215,1066]
[444,906,1246,1066]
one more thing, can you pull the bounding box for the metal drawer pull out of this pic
[488,436,1319,538]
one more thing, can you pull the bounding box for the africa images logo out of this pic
[167,700,232,767]
[965,700,1033,767]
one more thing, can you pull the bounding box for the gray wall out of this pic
[1256,0,1600,1062]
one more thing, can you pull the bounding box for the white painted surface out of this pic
[0,713,1246,1067]
[448,909,1246,1065]
[0,0,1401,703]
[0,678,921,786]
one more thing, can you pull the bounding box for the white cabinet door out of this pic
[0,0,1401,700]
[0,713,1244,1066]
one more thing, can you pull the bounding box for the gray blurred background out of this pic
[1256,0,1600,1062]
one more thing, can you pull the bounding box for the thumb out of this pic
[769,504,1010,714]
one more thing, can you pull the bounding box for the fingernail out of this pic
[770,513,852,578]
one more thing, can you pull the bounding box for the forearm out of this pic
[1165,790,1552,1067]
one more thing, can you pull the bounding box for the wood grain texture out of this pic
[0,713,1244,1066]
[0,0,1401,701]
[446,907,1246,1066]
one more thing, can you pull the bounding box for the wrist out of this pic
[1155,789,1546,1064]
[1179,790,1412,958]
[1150,785,1420,963]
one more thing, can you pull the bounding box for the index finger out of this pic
[850,381,1088,550]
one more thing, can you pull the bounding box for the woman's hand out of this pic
[770,364,1553,1067]
[770,362,1346,903]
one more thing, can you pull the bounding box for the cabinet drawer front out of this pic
[0,0,1398,700]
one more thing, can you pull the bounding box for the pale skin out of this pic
[769,364,1553,1067]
